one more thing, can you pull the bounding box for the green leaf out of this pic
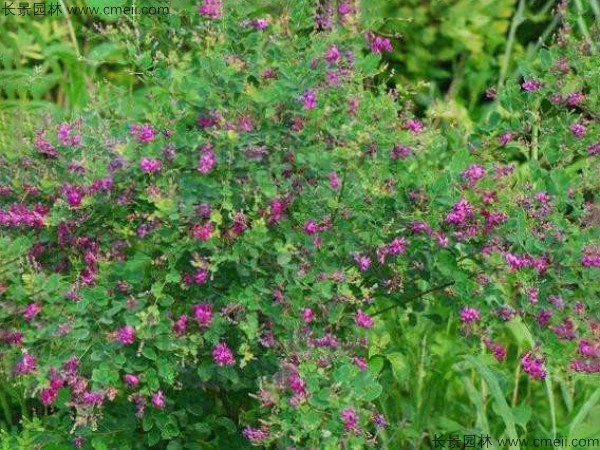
[460,356,519,448]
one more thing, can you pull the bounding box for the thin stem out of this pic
[0,383,13,430]
[498,0,526,91]
[372,281,455,317]
[573,0,597,54]
[59,0,81,57]
[545,376,557,440]
[331,161,349,226]
[530,108,540,161]
[511,361,521,407]
[591,0,600,20]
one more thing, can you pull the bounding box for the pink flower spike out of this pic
[213,342,235,366]
[117,325,135,345]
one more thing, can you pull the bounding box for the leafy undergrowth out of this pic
[0,1,598,449]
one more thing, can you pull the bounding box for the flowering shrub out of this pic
[0,1,598,449]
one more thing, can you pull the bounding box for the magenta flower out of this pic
[352,357,368,371]
[367,33,393,53]
[123,374,139,387]
[237,116,254,132]
[484,339,507,362]
[194,268,209,284]
[82,391,104,407]
[301,90,317,110]
[193,303,213,328]
[372,413,388,428]
[462,164,486,183]
[24,303,41,321]
[521,351,547,379]
[40,387,58,405]
[353,253,371,272]
[348,97,359,115]
[338,1,353,16]
[390,144,412,160]
[252,18,269,30]
[355,310,374,329]
[303,220,318,235]
[64,184,84,208]
[130,124,156,143]
[325,45,340,63]
[579,339,598,357]
[341,408,359,432]
[302,308,314,323]
[521,79,542,91]
[213,343,235,366]
[57,122,72,146]
[570,123,587,139]
[192,223,213,241]
[588,142,600,156]
[570,360,600,373]
[285,364,308,406]
[151,390,165,409]
[197,112,219,129]
[117,325,135,345]
[328,171,340,190]
[140,157,162,173]
[15,354,36,375]
[404,119,424,134]
[326,71,340,87]
[198,0,221,19]
[498,132,514,146]
[172,314,188,336]
[198,143,216,174]
[446,199,474,225]
[262,68,277,79]
[567,92,586,106]
[268,198,284,223]
[387,237,407,256]
[35,130,58,158]
[536,309,552,327]
[243,426,269,444]
[527,287,539,305]
[460,307,480,324]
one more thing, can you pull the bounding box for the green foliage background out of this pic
[0,0,599,449]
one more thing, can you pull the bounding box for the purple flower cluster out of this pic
[521,351,547,379]
[35,130,58,158]
[460,307,480,324]
[581,247,600,267]
[446,199,474,225]
[197,143,217,174]
[140,157,162,173]
[243,426,269,444]
[130,124,156,143]
[14,354,36,375]
[212,342,235,366]
[198,0,221,19]
[0,203,48,228]
[341,408,359,432]
[521,79,542,91]
[504,252,549,274]
[355,310,374,329]
[462,164,486,183]
[390,144,413,160]
[301,90,317,110]
[193,303,213,328]
[366,33,392,53]
[57,122,81,146]
[117,325,136,345]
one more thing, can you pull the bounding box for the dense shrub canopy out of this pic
[0,1,598,449]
